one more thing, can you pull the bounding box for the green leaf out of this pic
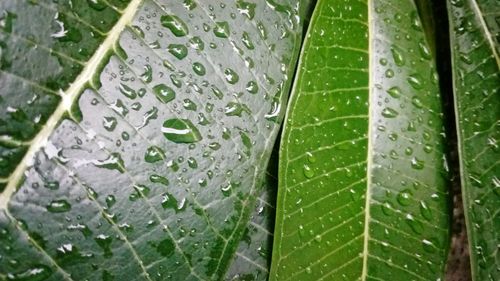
[0,0,308,279]
[271,0,450,280]
[447,0,500,279]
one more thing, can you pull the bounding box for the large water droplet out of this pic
[213,21,230,38]
[93,153,125,173]
[224,68,239,84]
[162,118,202,143]
[161,15,189,37]
[168,44,188,60]
[236,0,256,19]
[411,157,425,170]
[303,164,314,178]
[397,189,412,206]
[192,62,206,76]
[145,146,165,163]
[386,86,402,98]
[153,84,176,104]
[407,74,424,89]
[390,45,405,66]
[119,83,137,99]
[381,107,399,118]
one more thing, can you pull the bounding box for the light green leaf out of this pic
[271,0,450,280]
[0,0,308,279]
[447,0,500,279]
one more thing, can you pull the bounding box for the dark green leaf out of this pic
[271,0,450,279]
[447,0,500,279]
[0,0,309,279]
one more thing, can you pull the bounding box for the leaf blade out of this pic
[0,0,308,279]
[271,0,450,280]
[447,0,500,279]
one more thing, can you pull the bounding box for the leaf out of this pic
[271,0,450,280]
[447,0,500,279]
[0,0,308,279]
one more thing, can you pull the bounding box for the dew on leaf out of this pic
[160,15,189,37]
[162,118,202,143]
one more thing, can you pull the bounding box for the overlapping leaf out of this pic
[447,0,500,279]
[271,0,450,279]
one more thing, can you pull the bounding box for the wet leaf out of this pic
[0,0,310,279]
[447,0,500,280]
[271,0,450,280]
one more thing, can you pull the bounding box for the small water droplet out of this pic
[46,199,71,213]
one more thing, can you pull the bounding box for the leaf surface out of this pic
[447,0,500,279]
[0,0,308,279]
[271,0,450,280]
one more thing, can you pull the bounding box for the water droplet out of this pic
[422,239,436,253]
[93,153,125,173]
[183,0,197,10]
[145,146,165,163]
[411,157,425,170]
[406,214,424,234]
[303,164,314,178]
[7,264,52,281]
[162,118,202,143]
[390,45,405,66]
[150,174,169,186]
[241,32,254,49]
[397,189,412,206]
[106,195,116,208]
[224,68,239,84]
[213,21,230,38]
[140,64,153,83]
[160,15,188,37]
[46,199,71,213]
[189,36,204,50]
[418,40,432,60]
[385,69,394,78]
[386,86,402,98]
[224,102,250,117]
[95,234,113,258]
[407,74,424,89]
[381,107,398,118]
[119,83,137,99]
[306,152,316,163]
[168,44,188,60]
[236,0,256,19]
[192,62,206,76]
[153,84,176,104]
[420,201,432,221]
[246,81,258,94]
[103,116,117,132]
[183,99,197,111]
[187,157,198,169]
[411,96,424,108]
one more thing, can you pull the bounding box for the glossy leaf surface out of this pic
[271,0,450,280]
[447,0,500,279]
[0,0,308,279]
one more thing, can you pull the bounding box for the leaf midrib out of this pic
[0,0,144,209]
